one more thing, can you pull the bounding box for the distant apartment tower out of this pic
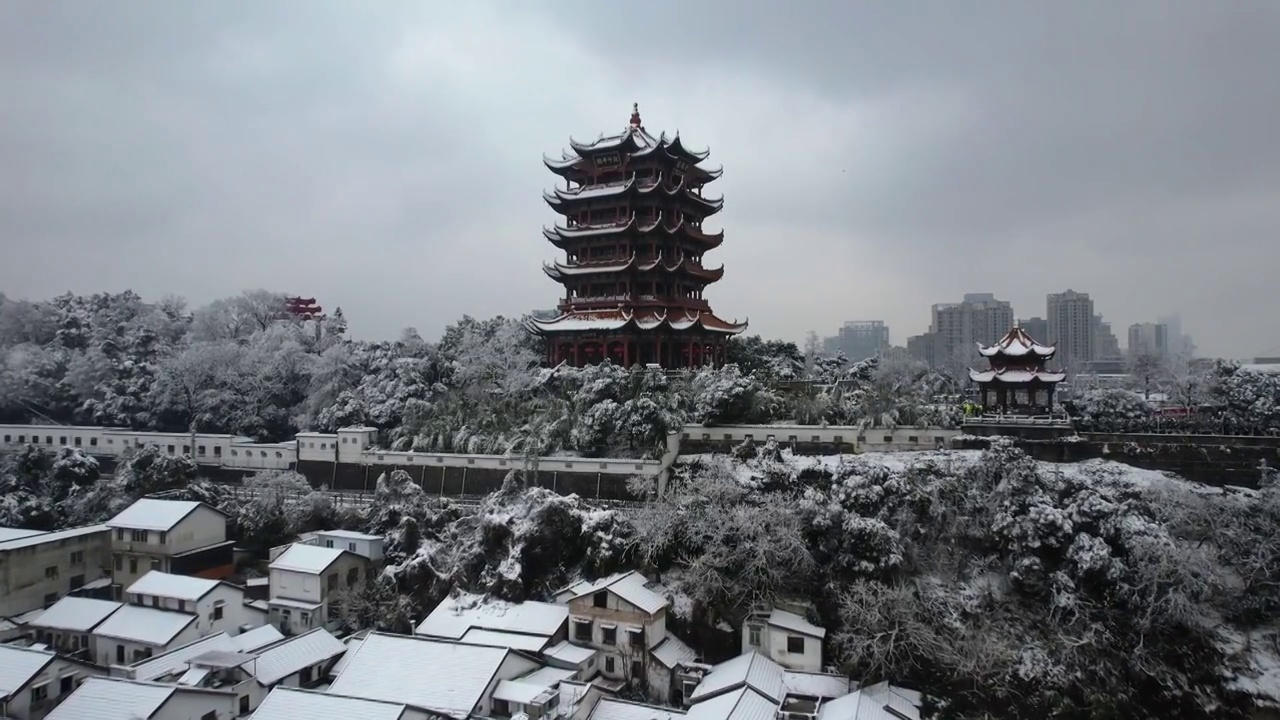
[1018,317,1049,344]
[1093,315,1122,359]
[1046,290,1094,367]
[1128,322,1169,358]
[928,293,1014,365]
[835,321,890,362]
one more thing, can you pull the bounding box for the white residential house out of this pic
[118,626,348,717]
[0,644,102,720]
[46,676,238,720]
[0,525,112,616]
[326,632,543,719]
[556,571,697,703]
[251,686,432,720]
[267,544,369,634]
[125,570,264,636]
[105,499,232,591]
[415,592,568,653]
[307,529,385,562]
[27,597,123,657]
[742,605,827,673]
[92,604,202,666]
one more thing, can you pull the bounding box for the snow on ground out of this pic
[1216,624,1280,708]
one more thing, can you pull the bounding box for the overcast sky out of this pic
[2,1,1277,358]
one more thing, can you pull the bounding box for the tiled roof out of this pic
[0,524,107,552]
[416,593,567,641]
[767,609,826,639]
[591,698,687,720]
[269,543,347,574]
[106,499,212,531]
[316,529,382,541]
[45,677,174,720]
[93,605,196,646]
[458,628,552,652]
[686,687,777,720]
[543,640,596,665]
[690,652,785,704]
[251,628,347,685]
[127,633,237,682]
[231,625,284,653]
[30,597,122,632]
[0,644,54,698]
[816,681,922,720]
[0,527,43,542]
[651,634,699,669]
[127,570,220,602]
[561,571,668,615]
[328,633,517,719]
[251,687,408,720]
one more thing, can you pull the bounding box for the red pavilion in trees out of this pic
[284,297,323,320]
[528,104,747,368]
[969,326,1066,414]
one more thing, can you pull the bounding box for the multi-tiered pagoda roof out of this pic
[529,104,746,368]
[969,326,1065,414]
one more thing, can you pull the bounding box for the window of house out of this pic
[748,624,762,646]
[348,542,356,552]
[908,436,919,443]
[113,555,122,571]
[74,437,82,446]
[158,531,167,544]
[90,437,98,446]
[260,451,267,458]
[493,699,511,717]
[240,696,251,714]
[231,450,238,457]
[167,445,175,453]
[129,557,137,574]
[605,656,616,673]
[116,645,125,663]
[300,611,311,626]
[131,529,148,543]
[70,550,84,564]
[182,445,190,454]
[883,436,893,443]
[60,675,75,695]
[45,435,52,444]
[573,619,592,642]
[327,573,338,591]
[593,591,608,609]
[43,593,58,607]
[30,683,48,703]
[786,635,805,654]
[275,451,283,458]
[198,445,206,456]
[213,601,225,621]
[325,539,334,548]
[115,529,124,540]
[44,566,57,579]
[2,435,8,443]
[18,435,27,443]
[602,626,617,645]
[213,446,222,456]
[627,627,644,646]
[59,436,66,445]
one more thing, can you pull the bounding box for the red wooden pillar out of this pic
[622,340,630,367]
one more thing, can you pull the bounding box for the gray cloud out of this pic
[1,1,1277,357]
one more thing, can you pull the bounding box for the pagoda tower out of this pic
[968,326,1066,414]
[528,104,747,368]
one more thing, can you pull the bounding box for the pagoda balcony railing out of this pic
[563,296,711,312]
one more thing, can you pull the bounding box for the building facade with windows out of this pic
[106,500,232,591]
[0,644,102,720]
[1046,290,1095,368]
[267,544,368,635]
[0,525,111,616]
[741,605,826,673]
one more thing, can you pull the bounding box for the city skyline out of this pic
[1,3,1277,358]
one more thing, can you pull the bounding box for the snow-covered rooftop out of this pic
[328,633,515,719]
[816,681,922,720]
[0,527,44,542]
[270,543,348,574]
[31,597,122,632]
[543,640,596,665]
[251,687,410,720]
[315,529,383,541]
[416,592,568,642]
[125,633,237,682]
[976,326,1055,358]
[590,698,687,720]
[0,644,55,698]
[251,627,347,686]
[231,624,284,653]
[691,651,785,704]
[93,605,196,646]
[686,686,777,720]
[127,570,220,602]
[968,369,1066,384]
[651,634,699,669]
[458,628,553,653]
[561,571,669,615]
[493,666,577,704]
[782,671,849,700]
[767,609,826,639]
[0,524,107,552]
[46,677,171,720]
[106,499,209,531]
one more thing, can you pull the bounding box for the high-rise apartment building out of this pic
[1093,315,1122,360]
[1017,317,1049,344]
[1046,290,1095,368]
[834,320,891,362]
[927,293,1015,366]
[1128,322,1169,358]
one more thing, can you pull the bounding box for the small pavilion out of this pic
[968,326,1065,414]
